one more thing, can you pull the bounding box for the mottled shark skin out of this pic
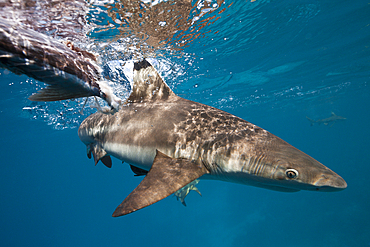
[79,60,347,217]
[306,112,346,127]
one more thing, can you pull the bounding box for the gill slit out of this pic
[254,154,266,176]
[247,154,265,176]
[271,161,280,179]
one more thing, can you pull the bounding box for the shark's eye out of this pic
[286,169,298,179]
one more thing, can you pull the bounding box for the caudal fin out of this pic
[0,17,120,109]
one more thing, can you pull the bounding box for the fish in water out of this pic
[0,19,347,217]
[306,112,346,127]
[79,60,347,217]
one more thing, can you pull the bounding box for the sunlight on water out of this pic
[0,0,88,42]
[86,0,226,48]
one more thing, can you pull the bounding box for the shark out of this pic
[306,112,346,127]
[0,18,347,217]
[78,60,347,217]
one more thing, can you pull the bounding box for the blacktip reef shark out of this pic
[78,60,347,216]
[0,18,347,217]
[306,112,346,127]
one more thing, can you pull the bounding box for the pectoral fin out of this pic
[112,150,209,217]
[100,156,112,168]
[87,143,112,168]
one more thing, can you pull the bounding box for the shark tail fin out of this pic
[0,17,121,109]
[28,82,100,102]
[306,116,315,126]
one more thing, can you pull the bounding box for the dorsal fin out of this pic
[126,59,176,103]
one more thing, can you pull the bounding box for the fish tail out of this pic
[0,17,121,109]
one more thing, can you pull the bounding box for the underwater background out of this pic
[0,0,369,246]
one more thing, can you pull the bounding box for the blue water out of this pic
[1,0,370,246]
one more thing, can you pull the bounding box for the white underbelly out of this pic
[102,142,157,171]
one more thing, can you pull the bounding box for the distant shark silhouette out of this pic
[306,112,346,127]
[0,17,347,217]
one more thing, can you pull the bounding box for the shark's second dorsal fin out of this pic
[126,59,176,103]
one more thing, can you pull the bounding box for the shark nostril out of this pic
[322,174,329,179]
[314,173,347,190]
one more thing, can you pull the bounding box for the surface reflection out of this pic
[0,0,88,42]
[89,0,226,50]
[0,0,229,58]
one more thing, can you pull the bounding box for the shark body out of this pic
[79,60,347,217]
[306,112,346,127]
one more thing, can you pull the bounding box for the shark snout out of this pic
[313,173,347,191]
